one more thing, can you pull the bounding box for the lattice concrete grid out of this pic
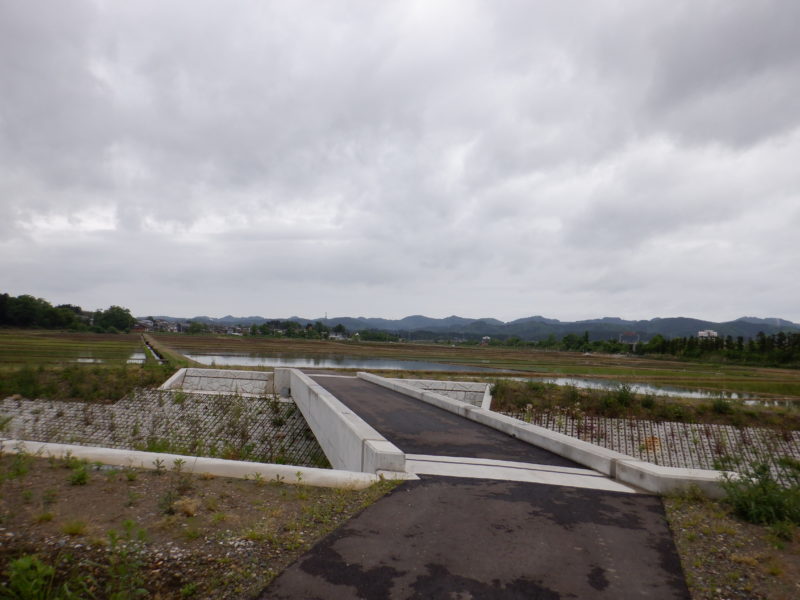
[0,389,328,468]
[502,409,800,480]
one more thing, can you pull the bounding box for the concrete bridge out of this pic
[259,369,699,599]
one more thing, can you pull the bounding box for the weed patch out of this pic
[722,456,800,525]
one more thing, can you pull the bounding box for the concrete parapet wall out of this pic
[160,368,273,396]
[279,369,405,474]
[0,440,389,489]
[275,368,292,397]
[389,379,490,408]
[358,371,731,497]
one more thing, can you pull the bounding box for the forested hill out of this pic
[155,313,800,342]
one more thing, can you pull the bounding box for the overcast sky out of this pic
[2,1,799,322]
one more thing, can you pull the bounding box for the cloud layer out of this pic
[2,0,799,320]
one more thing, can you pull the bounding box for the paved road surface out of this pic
[258,374,690,599]
[309,375,578,466]
[262,476,689,599]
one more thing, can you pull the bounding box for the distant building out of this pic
[480,336,491,346]
[618,331,640,351]
[698,330,718,339]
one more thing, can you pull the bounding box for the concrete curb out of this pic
[278,369,406,475]
[0,439,411,489]
[357,372,733,498]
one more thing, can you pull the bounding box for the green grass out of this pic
[489,378,800,429]
[0,363,174,403]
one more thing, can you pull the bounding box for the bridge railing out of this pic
[276,368,405,474]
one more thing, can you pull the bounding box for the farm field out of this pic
[0,330,170,403]
[0,330,148,368]
[152,333,800,400]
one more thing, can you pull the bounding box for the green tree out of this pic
[95,306,136,332]
[187,321,209,335]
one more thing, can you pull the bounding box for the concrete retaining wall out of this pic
[160,368,273,396]
[389,379,490,408]
[358,372,732,497]
[0,439,385,489]
[278,368,405,474]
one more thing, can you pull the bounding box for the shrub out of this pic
[489,379,510,401]
[600,395,621,417]
[61,520,87,536]
[561,385,580,404]
[712,397,734,415]
[68,466,88,486]
[0,555,77,600]
[722,457,800,525]
[525,380,546,394]
[104,520,148,600]
[615,384,633,407]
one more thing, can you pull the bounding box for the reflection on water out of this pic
[184,353,503,373]
[72,352,148,365]
[523,376,757,400]
[127,352,146,364]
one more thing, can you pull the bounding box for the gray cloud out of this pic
[1,0,799,321]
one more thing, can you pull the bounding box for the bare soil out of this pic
[665,493,800,599]
[0,453,395,599]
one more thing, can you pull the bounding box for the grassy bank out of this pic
[489,378,800,430]
[0,363,175,403]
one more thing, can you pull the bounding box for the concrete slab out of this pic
[406,454,639,493]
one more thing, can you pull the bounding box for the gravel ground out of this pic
[0,453,395,599]
[665,492,800,599]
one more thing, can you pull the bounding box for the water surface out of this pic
[520,376,757,400]
[184,353,505,373]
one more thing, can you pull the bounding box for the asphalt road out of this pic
[261,476,689,599]
[258,374,689,599]
[310,375,579,466]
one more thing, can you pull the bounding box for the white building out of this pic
[697,329,718,339]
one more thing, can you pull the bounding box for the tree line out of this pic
[494,330,800,366]
[0,292,136,334]
[244,320,400,342]
[246,320,347,339]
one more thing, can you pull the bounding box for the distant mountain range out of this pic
[142,313,800,341]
